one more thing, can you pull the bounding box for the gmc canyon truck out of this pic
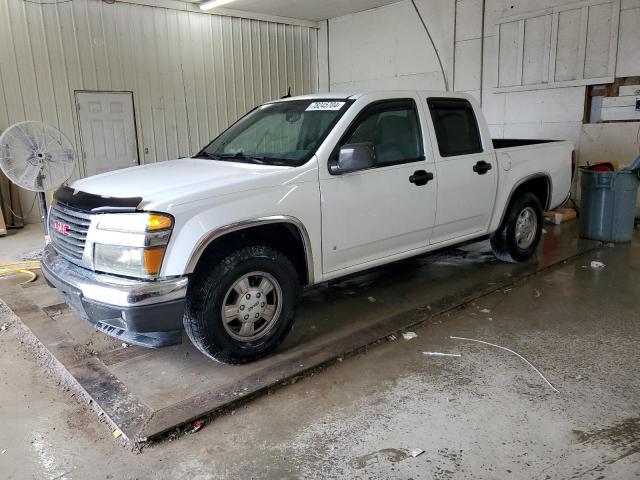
[42,91,573,364]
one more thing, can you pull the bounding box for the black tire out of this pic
[184,245,300,364]
[490,192,543,263]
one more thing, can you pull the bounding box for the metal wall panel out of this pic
[0,0,318,222]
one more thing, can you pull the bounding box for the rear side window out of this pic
[427,98,483,157]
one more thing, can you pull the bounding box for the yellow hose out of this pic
[0,260,40,284]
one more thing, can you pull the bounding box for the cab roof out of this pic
[273,91,471,103]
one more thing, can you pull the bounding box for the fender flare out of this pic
[496,173,552,228]
[185,215,315,284]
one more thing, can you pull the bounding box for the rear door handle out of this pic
[473,160,492,175]
[409,170,434,186]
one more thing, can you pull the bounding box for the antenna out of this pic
[0,121,76,235]
[280,87,292,99]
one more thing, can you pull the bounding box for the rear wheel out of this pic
[184,245,300,364]
[491,192,543,263]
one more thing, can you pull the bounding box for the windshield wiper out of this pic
[194,151,290,166]
[219,152,265,163]
[192,151,222,160]
[204,152,268,164]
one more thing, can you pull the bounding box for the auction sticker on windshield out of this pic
[306,101,346,111]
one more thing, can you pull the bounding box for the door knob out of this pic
[473,161,492,175]
[409,170,434,186]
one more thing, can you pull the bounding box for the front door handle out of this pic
[409,170,434,186]
[473,160,493,175]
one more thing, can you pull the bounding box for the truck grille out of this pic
[49,203,92,264]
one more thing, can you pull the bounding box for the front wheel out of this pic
[490,192,543,263]
[184,245,300,364]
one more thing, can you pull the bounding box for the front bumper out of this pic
[40,243,188,347]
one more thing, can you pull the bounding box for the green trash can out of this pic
[579,169,639,243]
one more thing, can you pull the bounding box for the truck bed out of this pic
[492,138,560,149]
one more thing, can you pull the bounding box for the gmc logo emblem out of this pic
[52,219,70,236]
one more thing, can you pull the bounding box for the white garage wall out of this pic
[0,0,318,223]
[480,0,640,211]
[320,0,640,187]
[318,0,455,93]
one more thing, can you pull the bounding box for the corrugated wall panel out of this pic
[0,0,318,223]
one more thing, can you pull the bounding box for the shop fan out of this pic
[0,121,76,231]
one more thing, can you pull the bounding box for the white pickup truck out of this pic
[42,91,573,364]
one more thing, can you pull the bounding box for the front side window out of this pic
[196,99,352,166]
[340,99,424,167]
[427,98,483,157]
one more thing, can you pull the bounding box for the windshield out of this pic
[195,99,352,166]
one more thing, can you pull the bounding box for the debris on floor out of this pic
[1,323,9,332]
[367,296,376,303]
[388,334,398,341]
[112,428,123,439]
[590,260,606,270]
[349,447,425,469]
[450,336,560,393]
[533,288,542,298]
[19,249,43,261]
[188,420,204,434]
[407,448,424,458]
[480,308,491,313]
[402,332,418,340]
[121,343,129,349]
[422,352,461,358]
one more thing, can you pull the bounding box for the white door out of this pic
[76,92,139,177]
[425,97,497,244]
[320,99,437,274]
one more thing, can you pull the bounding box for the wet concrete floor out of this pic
[1,223,597,443]
[0,226,638,478]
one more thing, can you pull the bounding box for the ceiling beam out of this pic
[113,0,320,28]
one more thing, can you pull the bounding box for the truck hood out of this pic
[70,158,297,209]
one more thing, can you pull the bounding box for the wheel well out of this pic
[510,176,550,212]
[193,223,310,285]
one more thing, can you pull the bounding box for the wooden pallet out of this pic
[544,208,577,225]
[0,207,6,236]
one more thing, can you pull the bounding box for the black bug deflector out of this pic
[54,185,143,213]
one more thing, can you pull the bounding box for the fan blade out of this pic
[0,121,76,191]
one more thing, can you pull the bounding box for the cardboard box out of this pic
[0,207,6,236]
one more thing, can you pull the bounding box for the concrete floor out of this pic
[0,224,45,263]
[0,227,639,479]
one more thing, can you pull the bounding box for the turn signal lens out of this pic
[143,246,166,275]
[147,214,173,231]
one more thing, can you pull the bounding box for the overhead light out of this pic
[199,0,238,11]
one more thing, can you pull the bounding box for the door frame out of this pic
[74,90,141,178]
[420,95,497,243]
[319,95,437,274]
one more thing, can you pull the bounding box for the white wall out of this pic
[318,0,455,93]
[0,0,318,222]
[479,0,640,152]
[321,0,640,204]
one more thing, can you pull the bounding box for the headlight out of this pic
[97,212,173,232]
[94,245,166,277]
[92,212,173,278]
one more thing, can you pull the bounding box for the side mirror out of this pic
[330,142,376,174]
